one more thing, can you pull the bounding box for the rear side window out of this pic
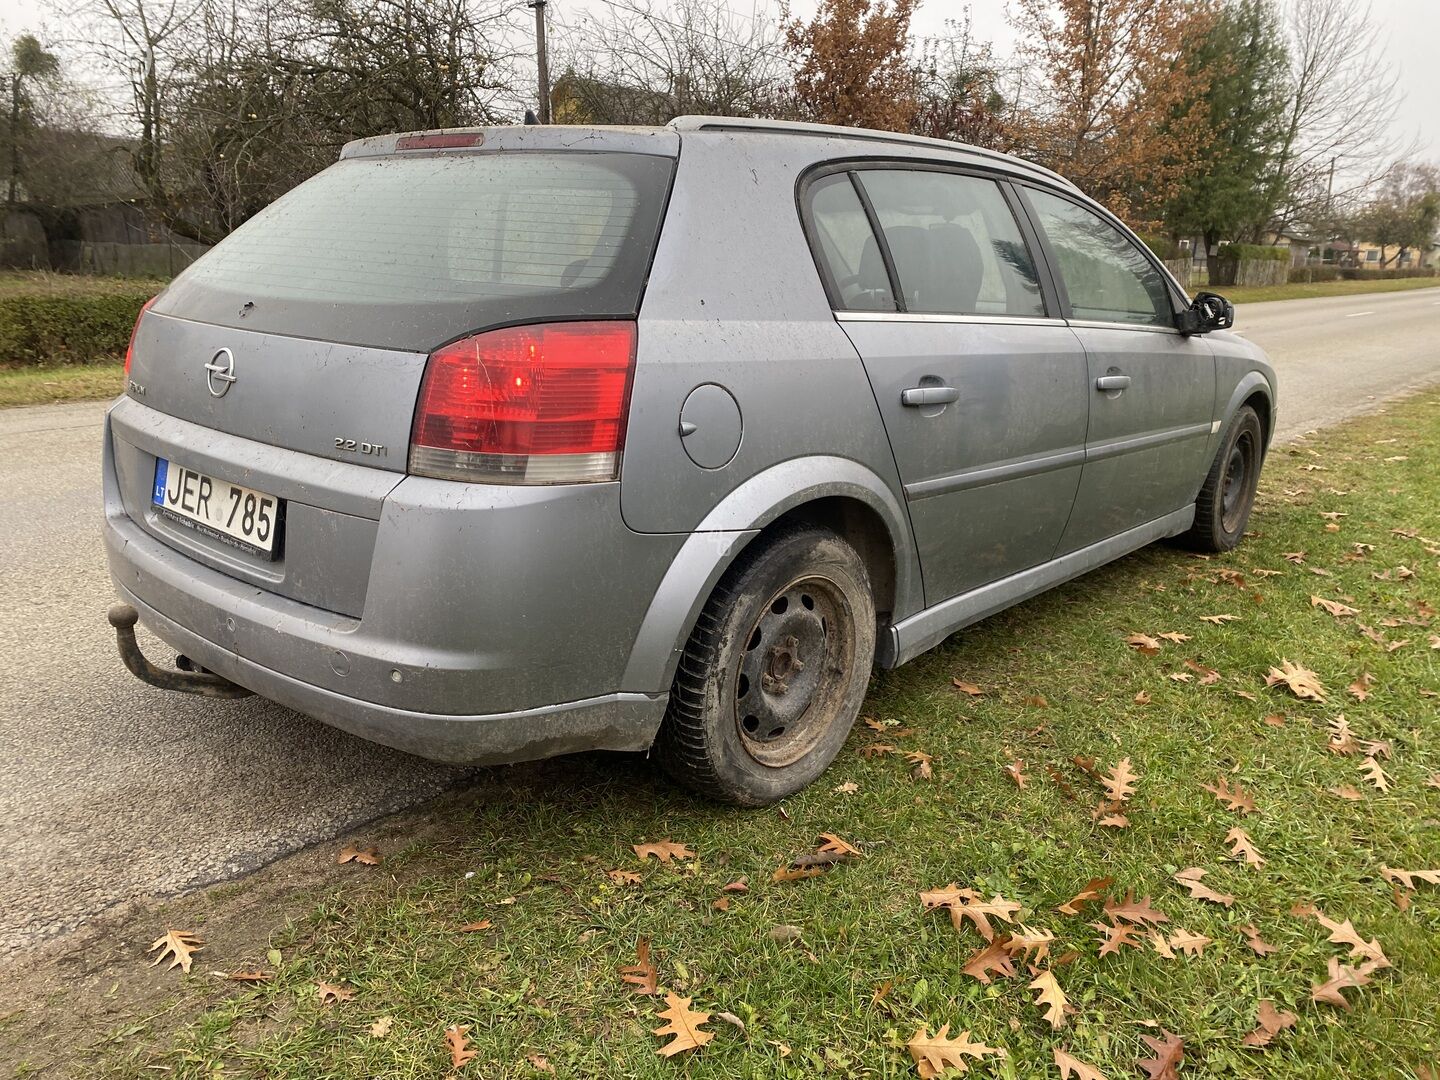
[1024,188,1172,327]
[807,174,896,311]
[158,151,674,352]
[855,170,1046,317]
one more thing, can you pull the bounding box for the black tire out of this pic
[1182,405,1264,552]
[655,525,876,806]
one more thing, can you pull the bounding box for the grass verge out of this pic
[1222,277,1440,304]
[0,363,122,407]
[29,397,1440,1079]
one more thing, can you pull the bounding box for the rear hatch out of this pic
[117,134,675,616]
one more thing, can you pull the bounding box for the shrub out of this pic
[1213,244,1290,264]
[0,280,159,367]
[1137,233,1182,260]
[1337,266,1437,281]
[1288,266,1341,283]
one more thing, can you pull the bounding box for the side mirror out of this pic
[1176,291,1235,336]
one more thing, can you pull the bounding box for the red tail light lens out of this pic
[409,321,637,484]
[124,296,158,376]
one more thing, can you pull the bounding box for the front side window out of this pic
[807,173,896,312]
[1025,188,1173,327]
[855,169,1046,317]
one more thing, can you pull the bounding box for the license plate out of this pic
[152,459,282,557]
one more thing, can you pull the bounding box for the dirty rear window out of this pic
[157,151,674,352]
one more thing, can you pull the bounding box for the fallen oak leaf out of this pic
[1327,715,1358,755]
[456,920,492,933]
[907,1025,1006,1077]
[149,930,205,974]
[632,840,694,863]
[526,1053,556,1073]
[620,938,659,995]
[1096,811,1130,829]
[652,993,714,1057]
[1028,969,1069,1028]
[606,870,642,886]
[906,750,934,780]
[316,981,355,1005]
[1172,867,1235,907]
[1054,1049,1108,1080]
[445,1024,477,1068]
[1164,928,1212,956]
[336,844,380,866]
[369,1016,395,1038]
[1103,890,1170,926]
[1003,758,1027,789]
[1311,910,1389,967]
[1183,659,1221,685]
[1125,633,1162,655]
[1004,924,1055,961]
[859,742,897,758]
[816,833,862,857]
[1328,784,1364,801]
[217,969,271,982]
[720,878,749,893]
[1240,924,1279,956]
[1265,660,1326,701]
[1137,1030,1185,1080]
[1310,956,1379,1009]
[1157,631,1191,643]
[1243,1000,1297,1049]
[1091,919,1143,957]
[1201,777,1258,814]
[1056,877,1112,915]
[1311,595,1359,618]
[1199,613,1241,624]
[951,678,985,696]
[1101,758,1138,803]
[1359,756,1391,792]
[1225,827,1266,868]
[1380,867,1440,891]
[961,936,1017,984]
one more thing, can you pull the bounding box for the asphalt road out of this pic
[1,287,1437,955]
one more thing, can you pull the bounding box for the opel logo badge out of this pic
[205,347,237,397]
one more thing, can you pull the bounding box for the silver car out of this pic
[104,116,1275,805]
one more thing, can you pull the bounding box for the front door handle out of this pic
[1095,374,1132,392]
[901,385,961,407]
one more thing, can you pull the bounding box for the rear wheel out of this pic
[1182,405,1264,552]
[656,526,875,806]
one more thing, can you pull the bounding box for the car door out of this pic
[804,165,1090,606]
[1018,185,1216,554]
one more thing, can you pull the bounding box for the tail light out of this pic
[409,321,637,485]
[124,296,158,376]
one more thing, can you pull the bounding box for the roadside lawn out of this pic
[1222,277,1440,304]
[0,362,122,407]
[41,393,1436,1080]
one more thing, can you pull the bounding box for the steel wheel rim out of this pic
[732,573,855,768]
[1221,430,1255,532]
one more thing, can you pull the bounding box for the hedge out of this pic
[1289,266,1438,284]
[1213,244,1290,263]
[0,286,159,367]
[1137,233,1182,260]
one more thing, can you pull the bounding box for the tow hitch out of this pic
[107,603,254,699]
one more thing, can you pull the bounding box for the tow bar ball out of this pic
[106,602,253,699]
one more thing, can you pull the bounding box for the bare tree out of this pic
[1261,0,1408,237]
[550,0,792,124]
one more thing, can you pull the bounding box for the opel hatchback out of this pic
[105,116,1276,805]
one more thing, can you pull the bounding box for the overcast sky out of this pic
[3,0,1435,160]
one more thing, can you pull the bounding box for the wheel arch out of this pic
[620,456,920,697]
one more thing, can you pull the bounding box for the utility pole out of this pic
[528,0,551,123]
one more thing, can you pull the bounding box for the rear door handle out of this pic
[1095,375,1132,392]
[900,385,961,407]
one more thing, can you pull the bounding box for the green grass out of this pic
[1223,277,1440,304]
[0,363,123,407]
[0,270,168,297]
[80,397,1440,1079]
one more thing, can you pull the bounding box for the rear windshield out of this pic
[157,151,674,352]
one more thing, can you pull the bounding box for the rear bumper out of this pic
[102,399,682,763]
[113,582,666,764]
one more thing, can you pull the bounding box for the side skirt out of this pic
[876,505,1196,668]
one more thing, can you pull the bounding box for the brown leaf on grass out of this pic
[952,678,985,696]
[961,936,1017,984]
[817,833,862,857]
[1347,673,1376,700]
[1172,867,1235,907]
[632,840,694,863]
[1072,756,1102,781]
[720,878,749,893]
[834,780,859,794]
[607,869,642,886]
[1225,827,1265,868]
[1134,691,1151,705]
[1265,660,1326,701]
[336,844,380,866]
[1311,911,1389,967]
[906,750,934,780]
[1096,812,1130,829]
[860,743,897,758]
[1263,713,1286,727]
[1057,877,1112,915]
[954,896,1024,941]
[620,938,659,995]
[772,864,826,882]
[149,930,204,974]
[1359,756,1391,792]
[907,1025,1006,1077]
[1163,929,1212,956]
[1240,924,1280,956]
[652,993,714,1057]
[1028,969,1069,1028]
[1311,595,1359,618]
[456,920,492,933]
[1126,633,1162,655]
[1137,1030,1185,1080]
[1003,759,1027,789]
[1362,738,1393,760]
[1183,659,1220,685]
[1310,956,1380,1009]
[1005,924,1056,962]
[1243,1001,1297,1049]
[1283,551,1307,563]
[368,1016,395,1038]
[1157,631,1192,643]
[1024,694,1050,708]
[316,982,354,1005]
[1329,784,1364,801]
[1103,891,1170,926]
[526,1053,556,1073]
[1101,758,1138,803]
[445,1024,477,1068]
[1055,1049,1109,1080]
[1092,920,1143,957]
[219,969,271,982]
[1380,867,1440,891]
[1201,778,1258,815]
[1430,774,1440,789]
[711,897,730,911]
[1200,613,1241,624]
[1327,715,1358,755]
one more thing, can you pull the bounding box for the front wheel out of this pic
[655,526,876,806]
[1182,405,1264,552]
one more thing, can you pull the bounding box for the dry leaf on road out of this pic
[633,840,694,863]
[149,930,204,974]
[652,993,714,1057]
